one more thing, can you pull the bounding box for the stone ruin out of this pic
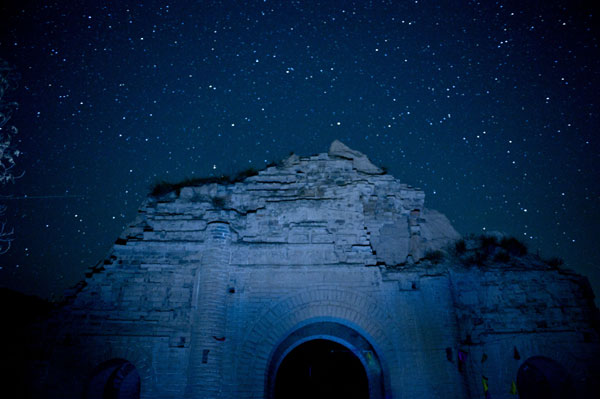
[18,141,600,398]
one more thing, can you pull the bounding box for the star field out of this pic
[0,0,598,301]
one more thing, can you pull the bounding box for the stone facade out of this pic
[26,141,600,398]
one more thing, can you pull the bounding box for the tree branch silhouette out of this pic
[0,59,21,253]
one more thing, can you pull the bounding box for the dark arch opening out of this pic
[517,356,571,399]
[85,358,141,399]
[274,339,369,399]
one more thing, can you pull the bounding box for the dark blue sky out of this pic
[0,0,598,301]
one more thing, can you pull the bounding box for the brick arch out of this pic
[235,288,398,398]
[84,358,141,399]
[265,321,388,399]
[523,340,590,383]
[86,339,154,394]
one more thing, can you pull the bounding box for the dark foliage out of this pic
[455,239,467,254]
[151,176,228,197]
[423,249,444,264]
[233,167,258,180]
[500,236,528,256]
[479,235,498,250]
[151,181,180,197]
[493,250,511,263]
[266,159,284,168]
[463,251,488,266]
[150,167,259,197]
[455,234,529,267]
[544,257,564,268]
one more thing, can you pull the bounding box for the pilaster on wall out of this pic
[185,222,232,399]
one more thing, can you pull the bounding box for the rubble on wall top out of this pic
[328,140,383,175]
[150,140,391,198]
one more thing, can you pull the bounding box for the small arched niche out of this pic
[517,356,571,399]
[266,321,386,399]
[85,358,141,399]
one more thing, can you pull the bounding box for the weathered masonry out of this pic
[28,141,600,398]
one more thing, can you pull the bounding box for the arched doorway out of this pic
[266,321,386,399]
[85,358,141,399]
[275,339,368,399]
[517,356,571,399]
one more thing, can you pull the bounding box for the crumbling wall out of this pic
[450,260,600,398]
[27,143,599,399]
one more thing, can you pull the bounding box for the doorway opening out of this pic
[274,339,369,399]
[517,356,571,399]
[85,358,141,399]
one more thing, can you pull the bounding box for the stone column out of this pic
[408,208,422,261]
[186,222,232,398]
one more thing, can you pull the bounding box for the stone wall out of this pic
[27,142,599,399]
[450,260,600,398]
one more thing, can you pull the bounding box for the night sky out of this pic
[0,1,598,302]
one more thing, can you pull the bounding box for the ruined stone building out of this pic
[23,141,600,398]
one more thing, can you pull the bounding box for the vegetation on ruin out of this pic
[454,234,530,267]
[449,233,564,270]
[542,256,565,269]
[423,249,445,264]
[150,167,260,197]
[390,234,565,272]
